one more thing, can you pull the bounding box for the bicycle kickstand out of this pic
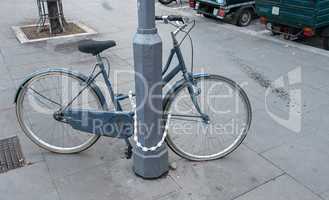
[124,138,133,159]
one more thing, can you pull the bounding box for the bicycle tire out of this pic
[164,74,252,161]
[16,69,107,154]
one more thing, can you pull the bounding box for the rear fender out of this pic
[14,68,108,110]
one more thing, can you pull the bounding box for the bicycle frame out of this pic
[60,21,208,141]
[87,31,193,113]
[162,34,189,83]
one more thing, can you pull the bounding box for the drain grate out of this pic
[0,136,25,174]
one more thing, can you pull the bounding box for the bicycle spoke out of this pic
[17,71,103,153]
[28,87,62,107]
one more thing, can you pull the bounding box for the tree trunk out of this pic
[47,1,66,34]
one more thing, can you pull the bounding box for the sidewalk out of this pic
[0,0,329,200]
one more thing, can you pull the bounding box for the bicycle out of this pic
[14,15,252,161]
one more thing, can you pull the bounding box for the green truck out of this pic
[190,0,256,26]
[256,0,329,49]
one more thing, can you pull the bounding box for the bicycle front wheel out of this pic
[16,69,107,154]
[164,74,252,161]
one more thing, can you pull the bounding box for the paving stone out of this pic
[321,190,329,200]
[3,50,60,67]
[55,160,179,200]
[112,47,133,60]
[44,137,124,180]
[302,103,329,142]
[0,108,20,135]
[245,94,320,153]
[0,108,44,163]
[262,136,329,194]
[245,109,303,153]
[0,49,5,65]
[1,44,45,58]
[303,68,329,90]
[169,145,283,200]
[301,85,329,112]
[234,175,322,200]
[0,75,15,91]
[16,131,45,163]
[0,88,15,111]
[0,162,59,200]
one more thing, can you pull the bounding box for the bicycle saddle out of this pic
[78,40,116,55]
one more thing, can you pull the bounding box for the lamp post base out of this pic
[133,147,169,179]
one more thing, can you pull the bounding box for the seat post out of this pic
[96,54,103,65]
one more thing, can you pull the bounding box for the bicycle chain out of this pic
[129,91,171,152]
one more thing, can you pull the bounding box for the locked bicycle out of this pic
[15,15,252,161]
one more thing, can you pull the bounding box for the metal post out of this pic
[132,0,169,178]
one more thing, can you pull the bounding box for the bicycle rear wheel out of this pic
[16,69,106,154]
[164,74,252,161]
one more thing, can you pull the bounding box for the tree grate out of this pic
[0,136,25,174]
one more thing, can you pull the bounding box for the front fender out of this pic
[163,72,209,108]
[14,68,108,110]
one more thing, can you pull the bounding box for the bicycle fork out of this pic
[185,74,210,124]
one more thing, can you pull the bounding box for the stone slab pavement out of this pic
[0,0,329,200]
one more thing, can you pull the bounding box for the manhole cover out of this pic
[0,136,25,174]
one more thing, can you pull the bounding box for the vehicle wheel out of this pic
[203,13,213,19]
[163,74,252,161]
[323,37,329,50]
[16,69,107,154]
[159,0,174,5]
[237,8,253,27]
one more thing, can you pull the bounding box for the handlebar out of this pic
[155,15,185,23]
[156,14,196,46]
[156,15,196,75]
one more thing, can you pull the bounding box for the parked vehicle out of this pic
[256,0,329,50]
[189,0,256,26]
